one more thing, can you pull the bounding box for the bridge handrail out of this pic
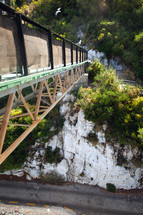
[0,2,88,77]
[0,61,88,98]
[0,2,83,49]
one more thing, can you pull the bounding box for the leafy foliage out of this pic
[106,183,116,192]
[45,146,62,164]
[77,60,143,150]
[39,171,65,185]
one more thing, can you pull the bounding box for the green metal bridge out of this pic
[0,2,88,164]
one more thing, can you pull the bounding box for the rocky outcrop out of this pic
[2,94,143,190]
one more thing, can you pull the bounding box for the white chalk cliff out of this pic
[3,94,143,190]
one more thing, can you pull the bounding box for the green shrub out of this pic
[106,183,116,192]
[45,146,62,164]
[87,59,104,82]
[77,60,143,149]
[40,171,65,185]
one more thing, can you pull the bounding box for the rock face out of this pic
[2,94,143,190]
[88,49,126,71]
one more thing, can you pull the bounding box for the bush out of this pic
[45,146,62,164]
[87,59,104,82]
[106,183,116,192]
[77,60,143,149]
[40,171,65,185]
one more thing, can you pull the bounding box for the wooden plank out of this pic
[18,92,34,121]
[34,81,44,120]
[0,93,15,154]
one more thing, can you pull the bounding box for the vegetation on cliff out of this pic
[77,60,143,150]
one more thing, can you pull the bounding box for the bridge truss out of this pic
[0,62,87,164]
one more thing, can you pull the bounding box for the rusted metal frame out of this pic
[31,85,35,92]
[8,109,47,120]
[0,123,30,127]
[0,73,83,164]
[18,91,34,121]
[66,71,71,87]
[63,71,68,91]
[44,80,53,104]
[34,81,44,120]
[0,87,45,117]
[52,76,58,102]
[20,104,47,108]
[0,62,88,99]
[41,94,50,97]
[40,98,50,106]
[0,93,15,155]
[31,83,38,93]
[14,93,20,103]
[58,74,64,93]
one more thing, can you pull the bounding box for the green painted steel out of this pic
[0,61,87,93]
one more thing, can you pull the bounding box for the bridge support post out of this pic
[62,39,66,67]
[16,13,28,76]
[48,30,54,69]
[71,43,73,65]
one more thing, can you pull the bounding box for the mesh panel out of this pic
[52,36,63,67]
[23,25,49,72]
[65,41,71,65]
[73,46,76,64]
[0,15,21,76]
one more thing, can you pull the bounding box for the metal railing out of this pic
[0,2,88,79]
